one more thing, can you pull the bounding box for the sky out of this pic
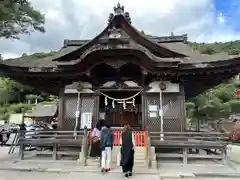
[0,0,240,59]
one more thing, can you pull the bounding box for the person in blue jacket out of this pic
[100,123,113,172]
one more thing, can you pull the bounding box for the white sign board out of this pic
[149,112,157,118]
[99,113,105,119]
[81,112,92,129]
[148,105,158,111]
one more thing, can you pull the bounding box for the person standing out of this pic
[90,121,102,160]
[0,129,4,146]
[100,123,113,172]
[120,124,135,178]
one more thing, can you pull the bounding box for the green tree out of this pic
[227,100,240,114]
[0,77,36,104]
[200,46,217,54]
[0,0,45,39]
[214,84,237,103]
[228,48,239,55]
[185,102,196,120]
[0,78,17,104]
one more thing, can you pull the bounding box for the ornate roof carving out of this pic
[114,3,124,15]
[108,27,121,39]
[108,3,132,25]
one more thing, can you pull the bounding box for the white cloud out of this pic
[0,0,239,59]
[2,53,20,60]
[217,13,226,24]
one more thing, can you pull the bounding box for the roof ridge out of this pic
[63,34,188,47]
[147,34,188,43]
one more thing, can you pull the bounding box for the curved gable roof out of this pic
[53,7,187,62]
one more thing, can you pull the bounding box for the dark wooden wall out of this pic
[143,88,185,132]
[61,93,99,130]
[60,86,186,132]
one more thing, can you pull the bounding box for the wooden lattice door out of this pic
[107,111,139,128]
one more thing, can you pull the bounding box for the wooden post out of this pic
[141,91,147,130]
[19,130,25,160]
[183,148,188,164]
[222,147,227,165]
[52,144,58,160]
[78,126,88,165]
[145,130,152,168]
[58,88,65,129]
[179,85,187,132]
[83,126,88,166]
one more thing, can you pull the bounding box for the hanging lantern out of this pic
[132,97,135,107]
[105,96,108,106]
[159,82,167,91]
[112,100,115,108]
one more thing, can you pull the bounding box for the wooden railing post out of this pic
[78,126,88,166]
[18,130,25,160]
[83,126,89,166]
[145,129,152,168]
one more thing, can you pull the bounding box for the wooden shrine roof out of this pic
[0,3,240,99]
[0,3,239,70]
[1,38,239,68]
[0,3,239,79]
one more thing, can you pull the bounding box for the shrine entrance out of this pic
[99,91,142,130]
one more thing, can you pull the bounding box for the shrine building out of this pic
[1,4,240,132]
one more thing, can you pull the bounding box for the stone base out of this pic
[76,151,85,165]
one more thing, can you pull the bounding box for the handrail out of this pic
[8,132,20,155]
[18,130,86,160]
[25,130,84,133]
[150,131,228,135]
[149,131,229,143]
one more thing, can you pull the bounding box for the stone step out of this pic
[112,147,155,155]
[134,153,146,158]
[87,159,150,167]
[149,160,157,169]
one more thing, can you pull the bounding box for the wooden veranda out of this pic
[16,128,229,166]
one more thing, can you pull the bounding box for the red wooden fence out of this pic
[90,129,147,147]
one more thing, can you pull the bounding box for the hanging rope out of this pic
[99,89,143,101]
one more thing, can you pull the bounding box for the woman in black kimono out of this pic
[120,124,135,178]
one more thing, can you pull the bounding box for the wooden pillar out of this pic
[92,91,100,128]
[183,148,188,164]
[58,87,65,130]
[141,90,147,130]
[179,84,186,132]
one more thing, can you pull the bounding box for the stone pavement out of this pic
[0,171,239,180]
[228,145,240,164]
[1,146,240,178]
[0,159,239,178]
[0,146,19,162]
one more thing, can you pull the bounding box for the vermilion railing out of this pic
[89,129,147,147]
